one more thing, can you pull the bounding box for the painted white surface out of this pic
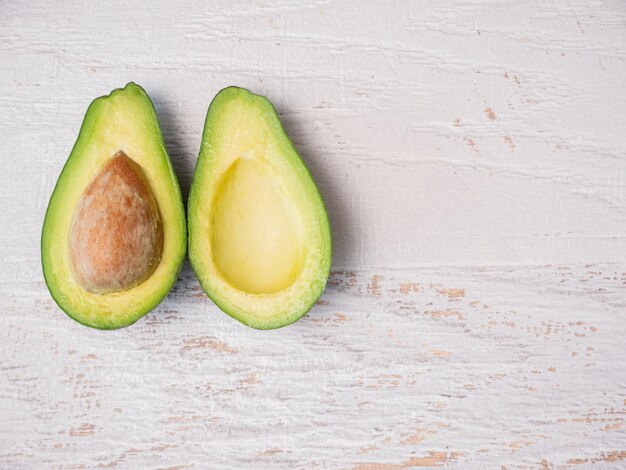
[1,1,625,468]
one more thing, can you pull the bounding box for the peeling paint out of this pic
[181,337,237,354]
[69,423,95,437]
[367,275,383,296]
[399,282,419,295]
[257,448,283,457]
[567,450,626,465]
[353,452,464,469]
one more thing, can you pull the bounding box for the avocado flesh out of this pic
[188,87,332,329]
[41,83,186,329]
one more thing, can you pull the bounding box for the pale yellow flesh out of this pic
[212,158,306,295]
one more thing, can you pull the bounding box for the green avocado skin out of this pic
[41,83,187,330]
[187,87,332,330]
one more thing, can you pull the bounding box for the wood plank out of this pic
[0,0,625,467]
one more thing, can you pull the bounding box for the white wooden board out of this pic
[1,1,625,468]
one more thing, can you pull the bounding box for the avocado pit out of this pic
[69,151,163,294]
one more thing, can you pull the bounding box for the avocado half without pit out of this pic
[188,87,332,330]
[41,83,186,329]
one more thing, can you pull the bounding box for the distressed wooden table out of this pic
[1,1,625,468]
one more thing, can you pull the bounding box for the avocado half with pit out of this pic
[41,83,186,329]
[188,87,332,329]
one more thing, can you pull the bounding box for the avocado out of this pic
[41,83,186,329]
[188,87,332,329]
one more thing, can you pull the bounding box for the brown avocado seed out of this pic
[69,151,163,294]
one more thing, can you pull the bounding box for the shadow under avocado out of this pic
[277,106,357,276]
[151,92,197,204]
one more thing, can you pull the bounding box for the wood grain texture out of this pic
[0,0,625,468]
